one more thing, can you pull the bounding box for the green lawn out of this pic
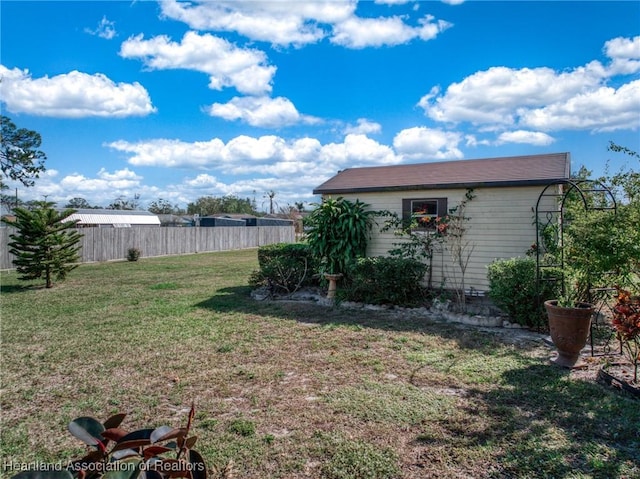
[1,249,638,478]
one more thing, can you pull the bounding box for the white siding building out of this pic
[313,153,569,292]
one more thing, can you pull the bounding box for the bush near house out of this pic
[341,256,429,307]
[487,257,557,329]
[250,244,429,307]
[249,243,318,294]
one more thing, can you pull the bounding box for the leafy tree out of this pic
[606,141,640,203]
[65,197,98,209]
[561,143,640,292]
[0,115,47,188]
[148,198,184,215]
[186,194,258,216]
[108,194,140,210]
[2,201,83,288]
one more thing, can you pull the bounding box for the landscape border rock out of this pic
[252,286,508,330]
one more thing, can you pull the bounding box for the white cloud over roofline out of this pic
[393,127,464,160]
[495,130,555,146]
[0,65,155,118]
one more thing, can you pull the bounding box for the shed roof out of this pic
[65,209,161,226]
[313,152,570,195]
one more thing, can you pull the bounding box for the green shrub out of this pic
[127,247,141,262]
[249,243,317,294]
[342,256,428,307]
[487,257,557,328]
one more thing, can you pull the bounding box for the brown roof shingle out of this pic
[313,152,570,195]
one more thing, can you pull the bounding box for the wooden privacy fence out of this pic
[0,226,295,269]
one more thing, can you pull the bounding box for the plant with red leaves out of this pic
[612,288,640,383]
[11,404,207,479]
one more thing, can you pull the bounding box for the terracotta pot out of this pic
[544,300,594,368]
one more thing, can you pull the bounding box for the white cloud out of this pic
[102,133,398,207]
[5,167,156,208]
[160,0,451,49]
[0,65,155,118]
[108,133,398,178]
[207,96,320,128]
[85,16,117,40]
[330,14,450,48]
[319,134,399,167]
[159,0,353,47]
[17,128,461,209]
[119,31,276,95]
[344,118,382,135]
[108,138,227,168]
[418,37,640,135]
[331,16,417,48]
[224,135,288,164]
[375,0,414,5]
[60,168,142,191]
[183,173,229,192]
[393,127,463,160]
[420,64,605,126]
[520,80,640,133]
[604,36,640,75]
[496,130,555,146]
[605,35,640,60]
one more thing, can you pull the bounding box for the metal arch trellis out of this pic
[534,178,619,356]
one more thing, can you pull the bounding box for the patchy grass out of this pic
[1,249,639,478]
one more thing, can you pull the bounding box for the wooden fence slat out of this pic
[0,226,294,269]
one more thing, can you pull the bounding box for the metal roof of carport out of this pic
[65,209,161,226]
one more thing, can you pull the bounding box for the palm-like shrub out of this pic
[304,197,378,275]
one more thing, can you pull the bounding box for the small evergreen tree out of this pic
[2,201,83,288]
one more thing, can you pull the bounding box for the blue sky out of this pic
[1,1,639,211]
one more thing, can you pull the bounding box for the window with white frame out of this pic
[402,197,448,231]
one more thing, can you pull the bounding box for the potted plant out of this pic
[542,205,629,368]
[544,269,595,368]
